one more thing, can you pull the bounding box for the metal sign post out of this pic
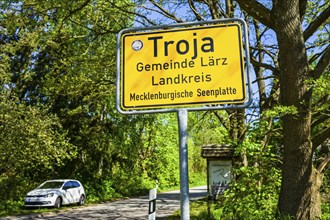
[177,109,190,220]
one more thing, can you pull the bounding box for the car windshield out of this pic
[38,181,65,189]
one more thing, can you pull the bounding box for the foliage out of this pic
[216,137,281,219]
[1,0,329,219]
[321,168,330,220]
[220,166,281,219]
[0,0,205,216]
[0,200,23,217]
[170,199,223,220]
[321,202,330,220]
[0,96,75,201]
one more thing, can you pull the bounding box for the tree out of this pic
[236,1,329,218]
[1,1,328,218]
[0,0,136,200]
[1,1,207,209]
[0,93,74,201]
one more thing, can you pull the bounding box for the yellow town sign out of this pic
[118,23,246,111]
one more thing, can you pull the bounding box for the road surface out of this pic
[2,185,207,220]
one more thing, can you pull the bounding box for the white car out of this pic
[24,179,86,208]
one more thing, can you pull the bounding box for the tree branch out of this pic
[213,111,229,131]
[209,0,222,19]
[188,0,204,21]
[313,95,330,109]
[250,56,278,73]
[250,45,276,60]
[114,3,157,26]
[310,44,330,80]
[309,51,324,65]
[312,112,330,128]
[69,18,118,36]
[312,127,330,152]
[149,0,183,23]
[236,0,273,28]
[58,0,91,32]
[303,5,330,41]
[317,156,330,173]
[67,0,91,17]
[226,0,234,18]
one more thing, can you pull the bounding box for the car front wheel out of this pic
[78,195,85,206]
[54,197,61,208]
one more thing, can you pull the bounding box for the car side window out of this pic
[71,181,80,188]
[63,181,73,190]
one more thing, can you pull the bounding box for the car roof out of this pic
[44,179,80,182]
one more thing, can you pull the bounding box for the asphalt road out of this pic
[2,185,207,220]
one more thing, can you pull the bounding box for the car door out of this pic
[70,181,82,203]
[62,181,75,204]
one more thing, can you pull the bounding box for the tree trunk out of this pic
[273,0,319,219]
[310,168,323,218]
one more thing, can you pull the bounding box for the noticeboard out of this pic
[208,160,232,198]
[116,19,251,114]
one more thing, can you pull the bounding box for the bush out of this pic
[218,165,281,219]
[0,200,23,217]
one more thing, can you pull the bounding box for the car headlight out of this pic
[47,193,54,197]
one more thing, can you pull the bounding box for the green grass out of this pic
[0,200,88,217]
[169,198,223,220]
[0,200,65,217]
[169,199,330,220]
